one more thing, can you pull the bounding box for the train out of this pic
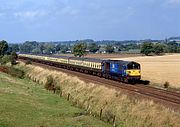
[18,54,141,84]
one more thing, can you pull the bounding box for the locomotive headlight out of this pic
[127,71,131,74]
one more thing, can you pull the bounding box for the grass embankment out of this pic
[0,69,111,127]
[15,62,180,127]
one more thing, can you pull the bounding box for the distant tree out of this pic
[11,44,19,52]
[88,43,99,53]
[32,48,41,54]
[105,44,114,53]
[43,43,56,55]
[56,44,68,53]
[0,40,8,57]
[56,44,62,52]
[73,42,87,57]
[141,42,154,56]
[167,42,178,53]
[20,41,38,53]
[153,43,164,55]
[39,43,45,54]
[60,45,68,54]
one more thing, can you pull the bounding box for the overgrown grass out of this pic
[15,62,180,127]
[0,72,111,127]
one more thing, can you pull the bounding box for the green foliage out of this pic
[0,55,11,65]
[43,43,56,55]
[105,44,114,53]
[7,67,25,79]
[11,51,18,65]
[73,42,87,57]
[0,66,25,78]
[45,76,54,90]
[141,42,154,56]
[167,42,179,53]
[88,43,100,53]
[32,48,41,54]
[153,43,165,55]
[7,44,19,54]
[20,41,39,53]
[0,40,8,57]
[56,44,69,53]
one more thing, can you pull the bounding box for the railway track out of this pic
[19,59,180,110]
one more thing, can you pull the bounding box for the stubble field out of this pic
[112,54,180,88]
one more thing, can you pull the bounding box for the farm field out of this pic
[0,72,111,127]
[112,54,180,88]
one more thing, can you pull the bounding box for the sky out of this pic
[0,0,180,43]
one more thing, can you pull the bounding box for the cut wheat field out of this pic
[112,54,180,88]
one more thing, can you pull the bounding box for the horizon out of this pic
[0,0,180,43]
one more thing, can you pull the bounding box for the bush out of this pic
[25,60,32,65]
[7,67,25,79]
[164,81,170,88]
[0,55,11,65]
[0,66,25,79]
[45,76,56,91]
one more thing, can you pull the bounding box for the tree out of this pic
[10,51,18,65]
[43,43,56,55]
[153,43,164,55]
[167,42,178,53]
[20,41,38,53]
[105,44,114,53]
[141,42,154,56]
[0,40,8,57]
[88,43,99,53]
[73,42,87,57]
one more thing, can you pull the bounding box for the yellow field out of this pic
[112,54,180,88]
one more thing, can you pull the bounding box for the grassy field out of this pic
[0,72,111,127]
[14,63,180,127]
[112,54,180,88]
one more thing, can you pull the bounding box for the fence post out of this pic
[67,93,70,101]
[113,115,116,127]
[100,109,103,120]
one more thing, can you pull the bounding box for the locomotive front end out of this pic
[125,62,141,83]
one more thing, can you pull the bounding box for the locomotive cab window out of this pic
[127,62,140,69]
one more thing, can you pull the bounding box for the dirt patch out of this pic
[0,66,8,73]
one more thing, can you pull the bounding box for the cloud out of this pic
[14,10,48,21]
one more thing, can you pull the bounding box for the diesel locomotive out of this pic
[18,54,141,84]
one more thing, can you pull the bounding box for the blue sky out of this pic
[0,0,180,43]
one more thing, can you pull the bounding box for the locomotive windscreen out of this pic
[127,62,140,69]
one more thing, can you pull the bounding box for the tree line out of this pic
[0,40,180,58]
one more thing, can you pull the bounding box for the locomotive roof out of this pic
[104,60,140,66]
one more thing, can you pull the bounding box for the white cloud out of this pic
[14,10,48,21]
